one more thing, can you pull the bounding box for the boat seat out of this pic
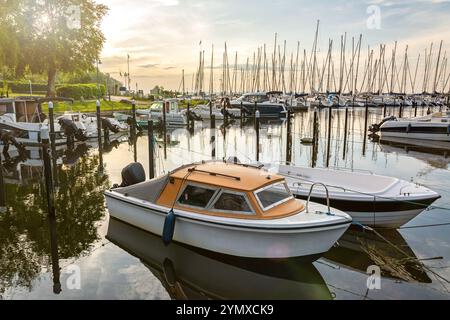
[115,174,170,203]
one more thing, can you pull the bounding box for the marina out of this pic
[1,102,450,299]
[1,0,450,303]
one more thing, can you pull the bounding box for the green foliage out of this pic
[56,83,106,100]
[3,81,48,94]
[0,0,109,96]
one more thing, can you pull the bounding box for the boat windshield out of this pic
[150,102,163,111]
[255,182,293,211]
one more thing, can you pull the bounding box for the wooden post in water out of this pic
[363,102,369,155]
[240,101,244,128]
[186,102,190,127]
[163,100,167,160]
[209,99,213,120]
[312,108,319,168]
[399,101,403,118]
[48,101,56,148]
[343,107,348,159]
[211,115,216,159]
[0,146,6,213]
[40,127,55,219]
[48,101,59,187]
[132,99,136,125]
[41,126,61,294]
[255,110,260,162]
[254,101,258,128]
[148,120,155,179]
[96,100,103,172]
[414,99,418,117]
[326,106,332,167]
[383,98,387,117]
[286,110,292,164]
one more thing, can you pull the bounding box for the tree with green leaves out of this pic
[1,0,108,97]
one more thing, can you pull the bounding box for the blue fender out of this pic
[162,209,176,246]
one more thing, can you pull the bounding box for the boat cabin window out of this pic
[0,102,15,115]
[212,191,254,215]
[178,185,217,208]
[255,183,293,211]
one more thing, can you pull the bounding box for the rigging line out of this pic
[325,283,374,300]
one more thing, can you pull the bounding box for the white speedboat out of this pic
[187,104,241,120]
[137,99,186,127]
[264,163,440,228]
[104,161,352,259]
[378,110,450,142]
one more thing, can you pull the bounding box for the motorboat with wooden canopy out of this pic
[104,161,352,260]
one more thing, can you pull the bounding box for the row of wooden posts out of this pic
[0,97,446,213]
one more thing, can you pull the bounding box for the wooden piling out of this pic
[211,115,216,159]
[343,107,348,159]
[256,110,260,162]
[326,106,332,167]
[363,103,369,155]
[41,127,55,218]
[0,148,5,212]
[286,110,292,164]
[96,100,103,171]
[148,120,155,179]
[163,100,167,159]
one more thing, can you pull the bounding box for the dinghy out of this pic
[104,161,352,259]
[265,163,440,228]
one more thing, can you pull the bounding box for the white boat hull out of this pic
[380,119,450,142]
[263,164,441,228]
[105,192,351,259]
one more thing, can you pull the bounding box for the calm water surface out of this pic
[1,106,450,300]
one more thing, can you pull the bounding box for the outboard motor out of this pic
[101,117,121,134]
[58,118,88,142]
[0,129,27,160]
[240,106,252,116]
[221,107,237,119]
[120,162,146,187]
[187,110,202,122]
[369,115,397,133]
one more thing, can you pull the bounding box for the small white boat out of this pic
[137,99,186,127]
[0,97,88,146]
[105,161,352,259]
[187,104,241,120]
[378,110,450,142]
[264,163,440,228]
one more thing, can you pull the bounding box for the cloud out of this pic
[140,63,160,69]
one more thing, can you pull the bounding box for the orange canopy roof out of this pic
[170,162,284,192]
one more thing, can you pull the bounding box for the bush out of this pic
[5,81,48,94]
[56,84,106,100]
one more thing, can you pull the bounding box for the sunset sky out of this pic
[99,0,450,92]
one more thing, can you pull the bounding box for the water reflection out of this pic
[324,227,432,283]
[107,218,332,300]
[0,154,110,297]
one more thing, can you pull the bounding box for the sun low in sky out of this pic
[99,0,450,92]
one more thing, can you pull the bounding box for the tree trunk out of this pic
[47,68,57,97]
